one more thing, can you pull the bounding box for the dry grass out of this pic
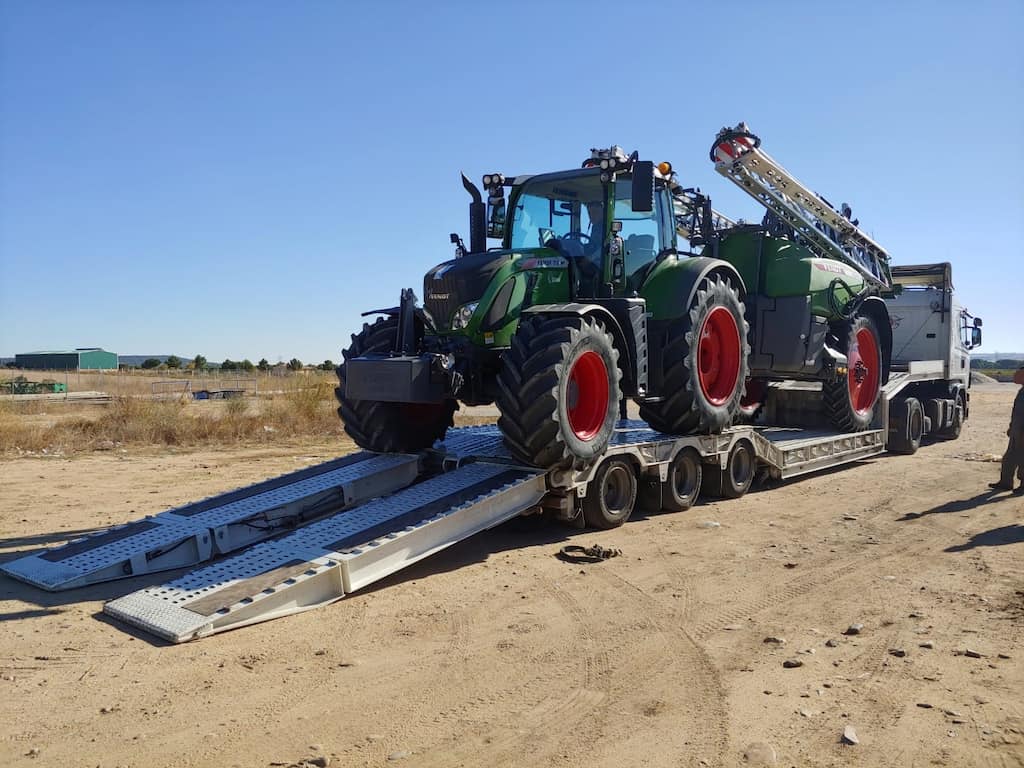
[0,369,500,457]
[0,378,343,456]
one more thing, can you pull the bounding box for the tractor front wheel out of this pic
[336,316,457,453]
[495,314,621,469]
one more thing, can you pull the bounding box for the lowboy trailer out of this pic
[2,334,972,643]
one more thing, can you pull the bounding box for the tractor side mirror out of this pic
[486,197,506,239]
[971,327,982,347]
[631,161,655,213]
[973,317,983,327]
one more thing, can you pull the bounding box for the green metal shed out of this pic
[15,348,118,370]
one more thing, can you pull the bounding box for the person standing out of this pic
[991,365,1024,494]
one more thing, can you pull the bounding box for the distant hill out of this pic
[974,352,1024,361]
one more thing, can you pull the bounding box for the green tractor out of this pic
[338,125,894,469]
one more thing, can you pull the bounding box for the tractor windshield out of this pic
[508,173,606,267]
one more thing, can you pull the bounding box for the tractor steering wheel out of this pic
[561,231,591,245]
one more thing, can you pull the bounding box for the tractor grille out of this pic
[424,272,461,330]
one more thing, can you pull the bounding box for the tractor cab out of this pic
[486,148,678,300]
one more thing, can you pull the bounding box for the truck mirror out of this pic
[973,317,983,327]
[631,161,655,212]
[971,327,982,347]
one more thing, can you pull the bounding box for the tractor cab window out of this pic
[613,179,666,291]
[509,174,606,270]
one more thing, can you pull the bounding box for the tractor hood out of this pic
[423,247,563,330]
[424,251,511,330]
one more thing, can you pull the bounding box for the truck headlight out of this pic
[451,302,479,330]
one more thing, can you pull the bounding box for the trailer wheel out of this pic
[336,316,457,453]
[583,457,638,529]
[661,447,703,512]
[496,314,621,470]
[889,397,924,454]
[824,315,883,432]
[640,274,750,435]
[704,440,756,499]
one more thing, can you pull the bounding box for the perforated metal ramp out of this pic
[104,462,546,642]
[2,452,420,591]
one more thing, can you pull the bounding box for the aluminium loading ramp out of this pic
[104,463,547,642]
[1,451,421,591]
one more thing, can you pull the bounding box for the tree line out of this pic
[135,355,337,372]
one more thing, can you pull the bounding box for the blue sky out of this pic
[1,0,1021,363]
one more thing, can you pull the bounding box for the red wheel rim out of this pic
[566,350,609,440]
[697,307,741,406]
[848,327,880,415]
[739,378,766,416]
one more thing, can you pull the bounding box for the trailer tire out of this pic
[703,439,756,499]
[496,314,621,470]
[583,457,638,529]
[336,316,457,453]
[824,314,883,432]
[640,274,750,435]
[662,447,703,512]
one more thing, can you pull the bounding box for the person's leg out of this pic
[1013,431,1024,489]
[995,433,1017,489]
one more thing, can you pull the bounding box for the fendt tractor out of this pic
[337,125,915,469]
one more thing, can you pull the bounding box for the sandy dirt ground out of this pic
[1,386,1022,768]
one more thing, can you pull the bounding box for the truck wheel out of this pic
[661,447,702,512]
[938,395,963,440]
[336,316,457,453]
[888,396,924,454]
[640,274,750,435]
[496,314,621,469]
[583,457,638,529]
[703,439,756,499]
[824,315,883,432]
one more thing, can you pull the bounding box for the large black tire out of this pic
[335,316,457,453]
[937,393,964,440]
[823,315,883,432]
[582,457,638,529]
[702,439,756,499]
[495,314,621,469]
[888,396,924,455]
[640,274,750,435]
[661,447,703,512]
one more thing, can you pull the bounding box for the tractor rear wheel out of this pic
[824,315,883,432]
[495,314,621,469]
[640,274,750,435]
[335,316,457,453]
